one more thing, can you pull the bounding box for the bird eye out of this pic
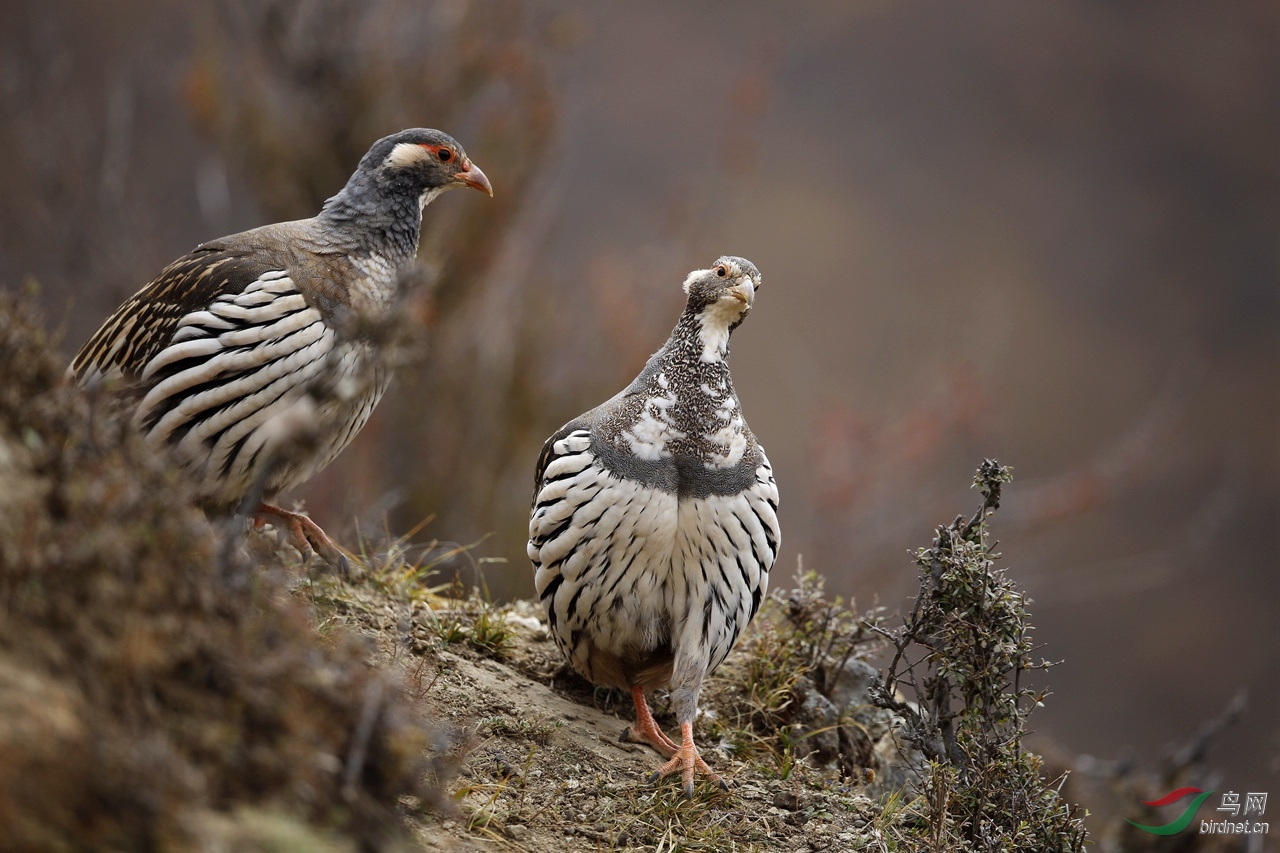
[437,148,453,163]
[715,265,728,278]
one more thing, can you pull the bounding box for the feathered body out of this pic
[71,222,397,506]
[529,256,779,794]
[69,128,491,564]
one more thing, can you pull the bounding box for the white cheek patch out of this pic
[386,142,431,170]
[682,269,701,295]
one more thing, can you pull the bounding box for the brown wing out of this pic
[69,243,286,385]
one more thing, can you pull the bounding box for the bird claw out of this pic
[647,722,726,799]
[644,770,693,801]
[254,503,350,577]
[647,768,712,800]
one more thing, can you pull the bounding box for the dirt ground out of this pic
[319,572,902,853]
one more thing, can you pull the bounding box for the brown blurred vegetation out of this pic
[1,0,1277,830]
[0,292,439,851]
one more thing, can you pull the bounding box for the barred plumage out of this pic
[70,128,492,568]
[529,256,779,796]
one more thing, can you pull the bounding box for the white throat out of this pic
[696,298,746,362]
[419,185,448,212]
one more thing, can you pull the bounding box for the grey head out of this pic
[680,255,761,336]
[319,128,492,242]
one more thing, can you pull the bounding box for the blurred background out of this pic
[3,0,1276,825]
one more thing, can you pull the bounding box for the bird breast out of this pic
[620,385,687,461]
[529,430,780,688]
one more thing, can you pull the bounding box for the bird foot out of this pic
[622,685,679,757]
[620,720,679,758]
[647,722,728,799]
[253,503,350,576]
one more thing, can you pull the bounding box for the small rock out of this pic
[826,658,879,711]
[492,751,521,780]
[506,613,545,634]
[793,677,840,759]
[868,725,924,798]
[505,824,528,841]
[773,790,801,811]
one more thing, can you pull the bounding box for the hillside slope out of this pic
[318,566,908,852]
[0,291,1142,853]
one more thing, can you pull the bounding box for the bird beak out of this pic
[455,161,493,197]
[730,282,755,306]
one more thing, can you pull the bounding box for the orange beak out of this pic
[455,160,493,197]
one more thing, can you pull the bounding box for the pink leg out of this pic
[253,502,350,575]
[650,721,728,799]
[620,685,679,757]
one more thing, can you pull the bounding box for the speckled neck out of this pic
[588,303,757,496]
[317,165,429,264]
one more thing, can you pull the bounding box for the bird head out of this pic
[355,128,493,209]
[682,256,762,332]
